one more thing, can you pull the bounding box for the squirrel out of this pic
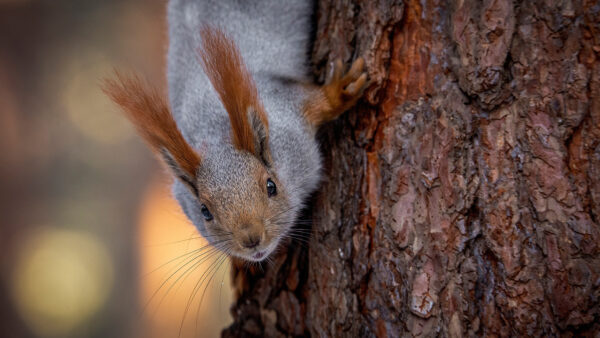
[103,0,367,262]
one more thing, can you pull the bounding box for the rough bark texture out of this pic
[223,0,600,336]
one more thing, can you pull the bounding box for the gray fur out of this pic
[167,0,322,254]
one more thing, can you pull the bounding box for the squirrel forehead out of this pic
[196,147,266,192]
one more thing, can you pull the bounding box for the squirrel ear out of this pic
[159,148,199,196]
[102,72,201,195]
[249,108,272,167]
[199,26,271,165]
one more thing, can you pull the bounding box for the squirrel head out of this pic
[193,147,291,262]
[103,26,294,262]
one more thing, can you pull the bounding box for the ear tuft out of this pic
[102,72,201,191]
[199,26,270,159]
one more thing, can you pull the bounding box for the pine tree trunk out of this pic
[223,0,600,336]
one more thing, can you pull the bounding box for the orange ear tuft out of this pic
[199,26,269,155]
[102,72,200,180]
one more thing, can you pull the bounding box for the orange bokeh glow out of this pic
[138,177,232,338]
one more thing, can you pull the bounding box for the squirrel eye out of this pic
[200,204,213,221]
[266,178,277,197]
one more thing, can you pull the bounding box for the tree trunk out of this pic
[223,0,600,336]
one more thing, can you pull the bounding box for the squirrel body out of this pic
[104,0,367,261]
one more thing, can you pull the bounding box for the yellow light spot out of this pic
[11,227,114,337]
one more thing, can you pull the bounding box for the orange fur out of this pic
[303,57,368,128]
[102,72,200,178]
[302,86,337,127]
[199,26,268,155]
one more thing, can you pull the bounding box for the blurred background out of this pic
[0,0,233,337]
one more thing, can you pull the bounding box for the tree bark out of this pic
[223,0,600,336]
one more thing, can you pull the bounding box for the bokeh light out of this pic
[11,228,114,337]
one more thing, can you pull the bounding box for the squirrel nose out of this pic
[242,236,260,249]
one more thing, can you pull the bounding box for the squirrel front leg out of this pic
[303,57,368,128]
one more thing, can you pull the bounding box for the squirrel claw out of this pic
[341,57,365,86]
[304,56,368,127]
[326,58,344,84]
[343,73,367,98]
[324,56,368,109]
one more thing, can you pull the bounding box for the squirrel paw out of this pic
[324,57,368,112]
[303,57,368,127]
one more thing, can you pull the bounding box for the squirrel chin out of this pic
[238,240,279,263]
